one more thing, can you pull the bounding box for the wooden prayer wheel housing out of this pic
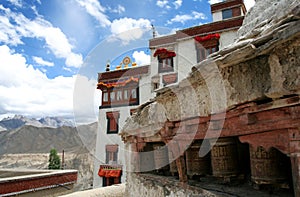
[139,144,155,173]
[210,137,239,178]
[153,144,169,171]
[185,141,211,177]
[250,146,288,185]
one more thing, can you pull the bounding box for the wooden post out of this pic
[290,153,300,197]
[61,150,65,170]
[176,155,188,183]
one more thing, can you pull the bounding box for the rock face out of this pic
[238,0,300,39]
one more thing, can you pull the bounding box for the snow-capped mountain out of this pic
[39,116,74,128]
[0,115,74,130]
[0,125,6,132]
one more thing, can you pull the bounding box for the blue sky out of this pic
[0,0,255,123]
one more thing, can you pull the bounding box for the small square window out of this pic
[158,57,174,73]
[106,144,118,163]
[222,9,232,19]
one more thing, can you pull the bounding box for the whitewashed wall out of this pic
[219,30,238,50]
[177,39,197,82]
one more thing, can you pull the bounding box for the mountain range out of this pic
[0,115,97,154]
[0,115,75,131]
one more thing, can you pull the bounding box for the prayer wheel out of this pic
[210,137,239,177]
[169,160,178,174]
[250,146,288,185]
[168,149,178,174]
[139,144,155,172]
[153,144,169,170]
[185,141,211,176]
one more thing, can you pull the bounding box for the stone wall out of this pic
[125,173,217,197]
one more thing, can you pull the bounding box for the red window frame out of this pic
[105,144,118,163]
[158,56,174,73]
[195,39,219,63]
[106,111,120,134]
[100,85,139,108]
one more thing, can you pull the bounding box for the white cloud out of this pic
[73,75,101,124]
[7,0,22,7]
[0,5,83,68]
[244,0,255,11]
[173,0,183,9]
[33,56,54,67]
[208,0,223,4]
[75,0,111,27]
[132,51,150,66]
[192,11,207,19]
[110,17,151,44]
[168,11,207,24]
[0,45,75,118]
[156,0,169,8]
[109,5,125,14]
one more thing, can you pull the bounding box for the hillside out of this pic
[0,123,97,155]
[0,122,98,191]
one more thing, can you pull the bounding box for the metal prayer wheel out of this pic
[139,144,155,172]
[210,137,239,177]
[153,144,169,171]
[169,160,177,174]
[185,141,211,177]
[168,149,178,174]
[250,146,288,185]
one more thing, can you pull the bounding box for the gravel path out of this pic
[60,183,125,197]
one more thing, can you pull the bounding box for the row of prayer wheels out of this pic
[140,138,290,187]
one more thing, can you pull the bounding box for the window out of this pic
[103,177,121,187]
[103,92,108,102]
[102,144,121,187]
[152,82,159,91]
[105,144,118,164]
[106,111,119,134]
[124,90,128,100]
[110,92,115,101]
[117,90,122,101]
[158,57,174,73]
[131,89,137,99]
[196,44,219,63]
[100,87,139,108]
[222,9,232,19]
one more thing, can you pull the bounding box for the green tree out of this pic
[48,148,61,169]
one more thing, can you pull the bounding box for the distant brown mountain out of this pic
[0,122,97,155]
